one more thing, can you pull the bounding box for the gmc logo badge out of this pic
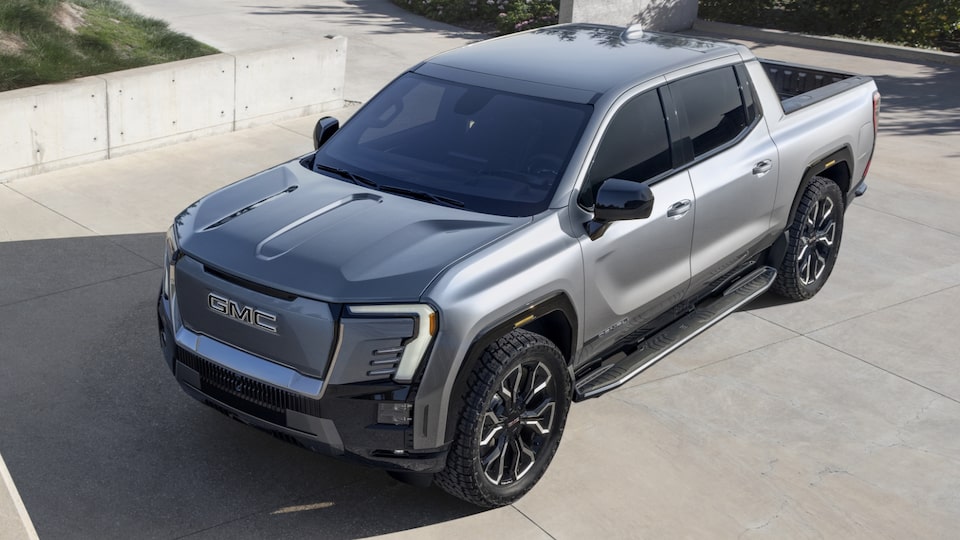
[207,293,278,334]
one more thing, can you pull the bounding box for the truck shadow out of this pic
[0,232,480,539]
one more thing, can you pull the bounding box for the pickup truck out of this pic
[157,23,880,507]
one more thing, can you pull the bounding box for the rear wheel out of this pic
[773,176,845,300]
[436,329,570,507]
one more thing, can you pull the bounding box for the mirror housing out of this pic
[313,116,340,150]
[587,179,655,240]
[594,178,655,221]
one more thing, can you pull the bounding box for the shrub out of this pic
[699,0,960,50]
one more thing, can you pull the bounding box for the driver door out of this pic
[577,88,695,364]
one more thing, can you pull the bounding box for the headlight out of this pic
[162,226,180,299]
[346,304,437,383]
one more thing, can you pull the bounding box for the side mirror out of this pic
[595,178,655,221]
[587,179,655,240]
[313,116,340,150]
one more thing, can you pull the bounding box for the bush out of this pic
[392,0,559,34]
[699,0,960,50]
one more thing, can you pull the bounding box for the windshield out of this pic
[313,73,592,217]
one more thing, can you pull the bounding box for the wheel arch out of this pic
[769,146,853,269]
[441,293,578,446]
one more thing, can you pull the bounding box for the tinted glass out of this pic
[671,67,748,157]
[314,73,592,217]
[581,90,671,207]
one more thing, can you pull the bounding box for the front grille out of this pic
[176,347,322,417]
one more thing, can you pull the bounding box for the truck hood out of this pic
[175,161,530,303]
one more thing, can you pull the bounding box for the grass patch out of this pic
[0,0,217,91]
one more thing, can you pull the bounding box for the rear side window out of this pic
[581,90,671,207]
[670,67,748,158]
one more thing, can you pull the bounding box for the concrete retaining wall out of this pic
[559,0,698,32]
[0,36,346,182]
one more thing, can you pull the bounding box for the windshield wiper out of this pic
[314,163,379,189]
[380,185,465,208]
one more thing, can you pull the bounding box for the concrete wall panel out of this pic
[0,77,108,182]
[0,37,347,181]
[235,36,347,129]
[103,54,235,157]
[559,0,697,32]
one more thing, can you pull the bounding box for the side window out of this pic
[670,67,749,158]
[581,90,671,207]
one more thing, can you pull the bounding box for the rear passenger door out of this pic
[669,65,779,290]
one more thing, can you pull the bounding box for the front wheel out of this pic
[436,329,571,507]
[773,176,845,300]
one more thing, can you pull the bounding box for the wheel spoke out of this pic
[481,435,507,485]
[819,198,834,222]
[814,251,827,280]
[514,437,537,480]
[817,220,836,247]
[499,365,522,407]
[800,250,813,285]
[523,362,551,408]
[480,411,504,446]
[521,400,556,435]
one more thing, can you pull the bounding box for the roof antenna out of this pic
[623,23,644,41]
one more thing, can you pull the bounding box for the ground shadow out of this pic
[243,1,489,39]
[0,233,480,539]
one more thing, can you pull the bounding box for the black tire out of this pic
[435,329,571,507]
[773,176,845,301]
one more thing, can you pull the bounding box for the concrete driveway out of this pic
[1,5,958,538]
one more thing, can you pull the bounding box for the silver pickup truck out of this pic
[157,23,880,506]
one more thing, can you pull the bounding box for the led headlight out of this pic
[162,226,180,299]
[347,304,437,383]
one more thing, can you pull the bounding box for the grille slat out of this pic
[176,347,322,417]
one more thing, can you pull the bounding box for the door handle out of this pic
[667,199,691,218]
[753,159,773,175]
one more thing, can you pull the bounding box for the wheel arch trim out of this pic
[440,292,578,447]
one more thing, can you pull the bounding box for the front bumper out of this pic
[157,294,447,473]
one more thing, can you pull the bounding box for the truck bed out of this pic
[760,60,874,114]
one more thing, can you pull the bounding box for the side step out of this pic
[575,266,777,400]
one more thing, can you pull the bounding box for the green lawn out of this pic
[0,0,217,92]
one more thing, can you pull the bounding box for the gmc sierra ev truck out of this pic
[158,24,880,506]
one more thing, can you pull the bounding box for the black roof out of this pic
[421,24,740,100]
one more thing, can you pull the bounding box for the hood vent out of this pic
[203,185,299,231]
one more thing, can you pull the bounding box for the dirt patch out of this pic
[53,2,87,34]
[0,31,27,55]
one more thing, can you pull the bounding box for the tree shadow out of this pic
[0,233,480,539]
[243,1,489,39]
[872,64,960,137]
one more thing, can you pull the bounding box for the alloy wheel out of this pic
[478,361,557,486]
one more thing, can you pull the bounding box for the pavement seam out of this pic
[620,317,801,390]
[2,183,162,269]
[0,267,159,310]
[856,200,960,240]
[752,281,960,336]
[3,183,99,237]
[807,333,960,407]
[510,504,557,540]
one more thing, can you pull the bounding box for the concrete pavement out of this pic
[121,0,484,102]
[1,4,959,538]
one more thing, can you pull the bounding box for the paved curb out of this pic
[0,453,39,540]
[692,19,960,66]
